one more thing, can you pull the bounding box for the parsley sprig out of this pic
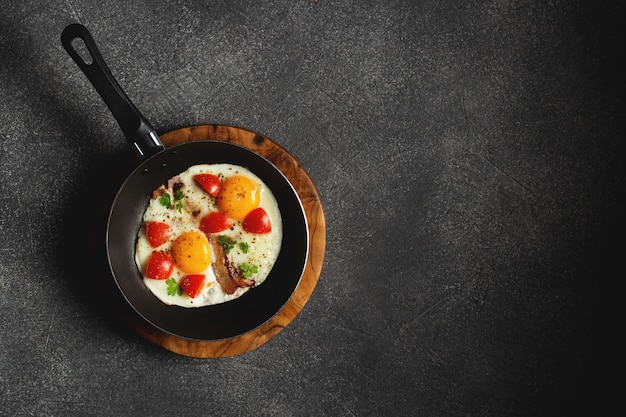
[240,262,258,278]
[159,190,185,212]
[166,278,183,296]
[217,235,251,255]
[218,235,236,254]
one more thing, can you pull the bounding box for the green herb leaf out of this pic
[159,193,171,208]
[240,262,258,278]
[159,190,184,211]
[238,242,249,254]
[166,278,183,296]
[174,190,185,212]
[218,235,236,254]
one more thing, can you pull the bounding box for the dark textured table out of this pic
[1,1,623,416]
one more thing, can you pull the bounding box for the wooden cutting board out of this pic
[125,124,326,357]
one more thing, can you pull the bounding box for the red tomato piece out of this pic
[200,212,233,234]
[145,221,174,248]
[242,207,272,234]
[194,173,221,197]
[180,274,206,298]
[145,251,174,280]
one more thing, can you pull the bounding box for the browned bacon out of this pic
[209,235,254,295]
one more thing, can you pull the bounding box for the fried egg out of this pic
[134,163,283,307]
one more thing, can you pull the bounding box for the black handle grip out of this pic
[61,23,163,159]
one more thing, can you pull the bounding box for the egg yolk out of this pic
[170,231,211,273]
[217,175,261,221]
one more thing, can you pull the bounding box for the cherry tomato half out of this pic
[145,221,174,248]
[194,173,221,197]
[145,251,174,280]
[242,207,272,234]
[180,274,206,298]
[200,212,233,234]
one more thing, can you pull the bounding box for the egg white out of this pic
[134,164,283,307]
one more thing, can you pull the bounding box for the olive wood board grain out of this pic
[125,124,326,357]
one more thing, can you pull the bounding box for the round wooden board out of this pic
[126,124,326,357]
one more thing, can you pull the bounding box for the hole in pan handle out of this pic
[61,23,163,159]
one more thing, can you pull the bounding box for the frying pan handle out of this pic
[61,23,163,159]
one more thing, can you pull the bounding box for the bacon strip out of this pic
[168,176,182,192]
[209,236,254,295]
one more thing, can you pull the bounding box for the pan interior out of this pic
[106,141,308,341]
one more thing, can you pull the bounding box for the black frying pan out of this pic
[61,24,308,341]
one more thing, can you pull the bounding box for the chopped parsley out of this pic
[217,236,251,255]
[218,235,236,254]
[238,242,249,254]
[158,190,185,212]
[240,262,258,278]
[166,278,183,296]
[173,190,184,212]
[158,193,171,208]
